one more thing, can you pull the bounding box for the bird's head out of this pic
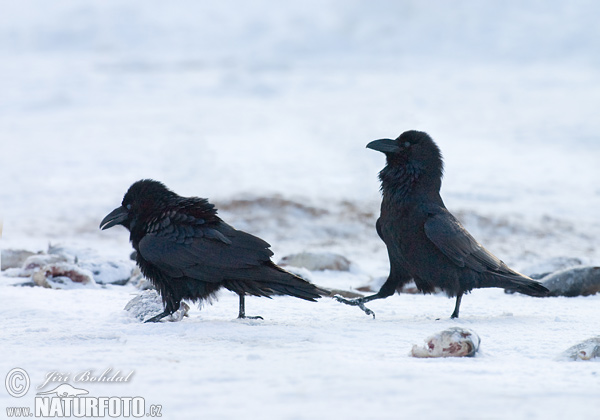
[367,130,443,176]
[100,179,175,232]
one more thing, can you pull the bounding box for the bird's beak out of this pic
[366,139,400,153]
[100,206,129,230]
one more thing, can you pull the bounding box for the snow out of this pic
[2,1,600,419]
[1,279,599,419]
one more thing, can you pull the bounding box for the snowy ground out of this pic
[2,1,600,419]
[1,279,599,419]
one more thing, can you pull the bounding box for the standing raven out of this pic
[101,179,325,322]
[336,130,549,318]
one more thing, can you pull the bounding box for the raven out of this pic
[100,179,325,322]
[336,130,549,318]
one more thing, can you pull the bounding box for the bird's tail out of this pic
[223,262,328,301]
[481,272,549,297]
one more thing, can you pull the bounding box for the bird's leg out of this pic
[144,309,172,323]
[237,294,263,320]
[334,276,402,319]
[333,293,382,319]
[450,293,463,319]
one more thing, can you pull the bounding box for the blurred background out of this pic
[1,0,599,267]
[3,4,600,418]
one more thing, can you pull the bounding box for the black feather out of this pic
[368,131,549,317]
[102,179,326,318]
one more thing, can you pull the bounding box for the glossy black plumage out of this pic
[101,179,325,322]
[336,130,549,318]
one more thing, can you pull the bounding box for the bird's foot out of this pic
[237,314,264,320]
[333,295,376,319]
[237,294,262,320]
[144,310,171,323]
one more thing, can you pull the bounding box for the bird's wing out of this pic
[423,207,505,273]
[138,221,274,282]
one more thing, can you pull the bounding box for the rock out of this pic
[278,252,351,271]
[559,337,600,361]
[78,260,134,285]
[32,263,97,289]
[411,327,480,358]
[124,290,189,322]
[1,249,38,270]
[3,245,135,286]
[541,266,600,297]
[48,244,135,285]
[521,257,583,279]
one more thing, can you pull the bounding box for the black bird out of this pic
[100,179,326,322]
[336,130,549,318]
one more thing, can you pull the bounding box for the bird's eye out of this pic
[404,141,411,147]
[126,204,132,210]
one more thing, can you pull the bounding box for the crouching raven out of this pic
[101,179,326,322]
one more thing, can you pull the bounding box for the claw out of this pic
[359,303,375,318]
[238,315,264,320]
[333,295,376,319]
[143,309,171,323]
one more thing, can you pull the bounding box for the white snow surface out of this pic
[1,1,600,419]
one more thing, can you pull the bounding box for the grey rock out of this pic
[3,245,135,286]
[78,260,134,285]
[278,252,352,271]
[541,266,600,297]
